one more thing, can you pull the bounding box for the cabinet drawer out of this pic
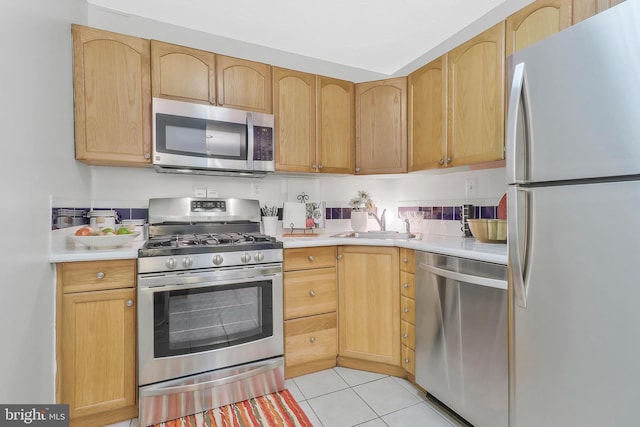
[401,321,415,350]
[400,248,415,273]
[58,259,136,293]
[402,345,415,375]
[285,313,337,367]
[400,272,415,299]
[284,246,336,271]
[284,268,337,320]
[401,296,415,324]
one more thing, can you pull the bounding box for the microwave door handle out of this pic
[246,112,254,168]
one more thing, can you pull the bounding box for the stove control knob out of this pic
[241,253,251,263]
[212,255,224,266]
[182,257,193,268]
[254,252,265,262]
[165,258,176,269]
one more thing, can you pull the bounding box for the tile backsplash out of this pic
[327,204,499,222]
[52,206,148,230]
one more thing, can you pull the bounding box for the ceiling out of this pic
[86,0,531,76]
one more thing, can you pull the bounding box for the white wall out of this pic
[0,0,89,403]
[0,0,507,405]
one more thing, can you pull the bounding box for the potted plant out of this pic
[349,190,374,232]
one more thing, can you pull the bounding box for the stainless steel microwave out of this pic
[152,98,275,177]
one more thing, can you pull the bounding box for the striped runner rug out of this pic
[150,389,313,427]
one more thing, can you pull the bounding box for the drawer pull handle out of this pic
[404,307,409,314]
[126,299,134,307]
[403,283,409,288]
[309,290,316,297]
[310,337,316,344]
[308,256,315,262]
[403,333,409,339]
[96,272,105,279]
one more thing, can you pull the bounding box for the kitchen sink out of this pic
[331,230,421,240]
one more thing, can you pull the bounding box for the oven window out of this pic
[156,113,247,160]
[153,280,273,358]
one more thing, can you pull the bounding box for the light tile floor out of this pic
[287,367,462,427]
[107,368,461,427]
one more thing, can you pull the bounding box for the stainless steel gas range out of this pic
[137,197,284,427]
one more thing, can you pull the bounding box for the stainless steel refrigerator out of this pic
[507,1,640,426]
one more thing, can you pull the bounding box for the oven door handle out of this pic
[140,358,283,397]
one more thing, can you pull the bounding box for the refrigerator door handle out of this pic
[506,62,529,185]
[508,186,529,308]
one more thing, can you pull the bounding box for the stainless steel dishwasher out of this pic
[415,252,507,427]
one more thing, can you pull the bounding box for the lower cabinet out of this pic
[283,246,338,378]
[337,246,402,374]
[56,260,137,427]
[400,248,416,377]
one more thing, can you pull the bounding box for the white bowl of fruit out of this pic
[68,226,140,249]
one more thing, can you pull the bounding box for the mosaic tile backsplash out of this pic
[52,207,148,230]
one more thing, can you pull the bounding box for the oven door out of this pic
[138,263,283,386]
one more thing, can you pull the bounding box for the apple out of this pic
[117,227,132,235]
[75,226,94,236]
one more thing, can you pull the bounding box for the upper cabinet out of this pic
[572,0,625,24]
[151,41,271,113]
[273,67,317,173]
[447,22,506,167]
[316,76,355,174]
[506,0,572,56]
[72,25,151,166]
[217,55,272,113]
[151,40,216,104]
[274,69,355,174]
[408,56,447,171]
[355,78,407,175]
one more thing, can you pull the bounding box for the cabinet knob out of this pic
[403,333,409,339]
[446,157,452,164]
[312,164,318,170]
[318,164,324,169]
[355,167,361,173]
[403,283,409,288]
[309,290,316,297]
[310,337,316,344]
[144,153,151,160]
[439,158,445,165]
[308,255,315,262]
[337,254,343,260]
[405,358,410,364]
[404,307,409,314]
[402,258,408,263]
[126,299,134,307]
[96,271,105,280]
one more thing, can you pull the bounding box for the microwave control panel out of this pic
[253,126,273,161]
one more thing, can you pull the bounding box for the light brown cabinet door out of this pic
[72,25,151,166]
[572,0,624,23]
[317,76,355,174]
[408,56,447,171]
[506,0,572,56]
[217,55,272,113]
[61,288,136,420]
[151,40,216,104]
[273,67,317,173]
[355,78,407,174]
[338,246,400,366]
[447,22,505,167]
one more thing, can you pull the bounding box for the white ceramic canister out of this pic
[87,210,117,231]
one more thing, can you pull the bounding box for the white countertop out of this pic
[50,228,507,265]
[279,232,507,265]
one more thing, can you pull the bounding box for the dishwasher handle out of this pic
[418,262,507,290]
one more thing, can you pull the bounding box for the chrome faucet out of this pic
[403,218,411,233]
[371,209,387,231]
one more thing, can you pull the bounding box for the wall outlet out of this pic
[251,182,261,196]
[465,178,478,197]
[194,187,206,198]
[206,189,218,198]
